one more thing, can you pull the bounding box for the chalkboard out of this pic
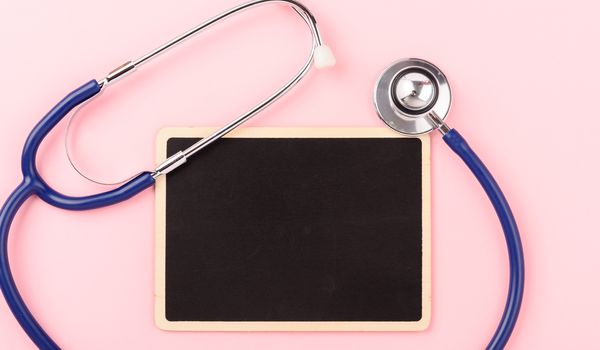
[155,128,430,331]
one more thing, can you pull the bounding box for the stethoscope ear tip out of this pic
[313,45,336,69]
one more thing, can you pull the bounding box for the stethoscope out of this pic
[0,1,523,349]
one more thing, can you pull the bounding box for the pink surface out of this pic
[0,0,599,349]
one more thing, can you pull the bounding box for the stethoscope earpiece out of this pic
[374,58,451,136]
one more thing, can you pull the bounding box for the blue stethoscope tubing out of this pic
[0,83,525,350]
[0,81,155,350]
[0,82,525,350]
[444,129,524,349]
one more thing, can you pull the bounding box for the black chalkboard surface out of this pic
[155,128,430,331]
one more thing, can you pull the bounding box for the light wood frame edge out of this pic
[154,127,431,332]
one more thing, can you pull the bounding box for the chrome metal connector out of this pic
[427,111,451,135]
[102,61,137,87]
[152,151,187,179]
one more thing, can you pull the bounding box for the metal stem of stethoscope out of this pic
[99,0,323,87]
[149,1,324,178]
[64,0,334,185]
[375,58,525,350]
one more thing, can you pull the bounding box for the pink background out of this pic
[1,0,599,348]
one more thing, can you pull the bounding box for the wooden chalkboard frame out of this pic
[155,127,431,331]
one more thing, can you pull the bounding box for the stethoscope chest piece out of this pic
[374,58,451,135]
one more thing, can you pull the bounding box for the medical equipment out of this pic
[0,0,524,347]
[374,58,525,350]
[0,1,334,349]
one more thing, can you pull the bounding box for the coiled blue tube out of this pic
[0,81,155,350]
[443,129,524,350]
[1,81,524,350]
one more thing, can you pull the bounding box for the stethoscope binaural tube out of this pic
[374,58,524,350]
[0,1,334,349]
